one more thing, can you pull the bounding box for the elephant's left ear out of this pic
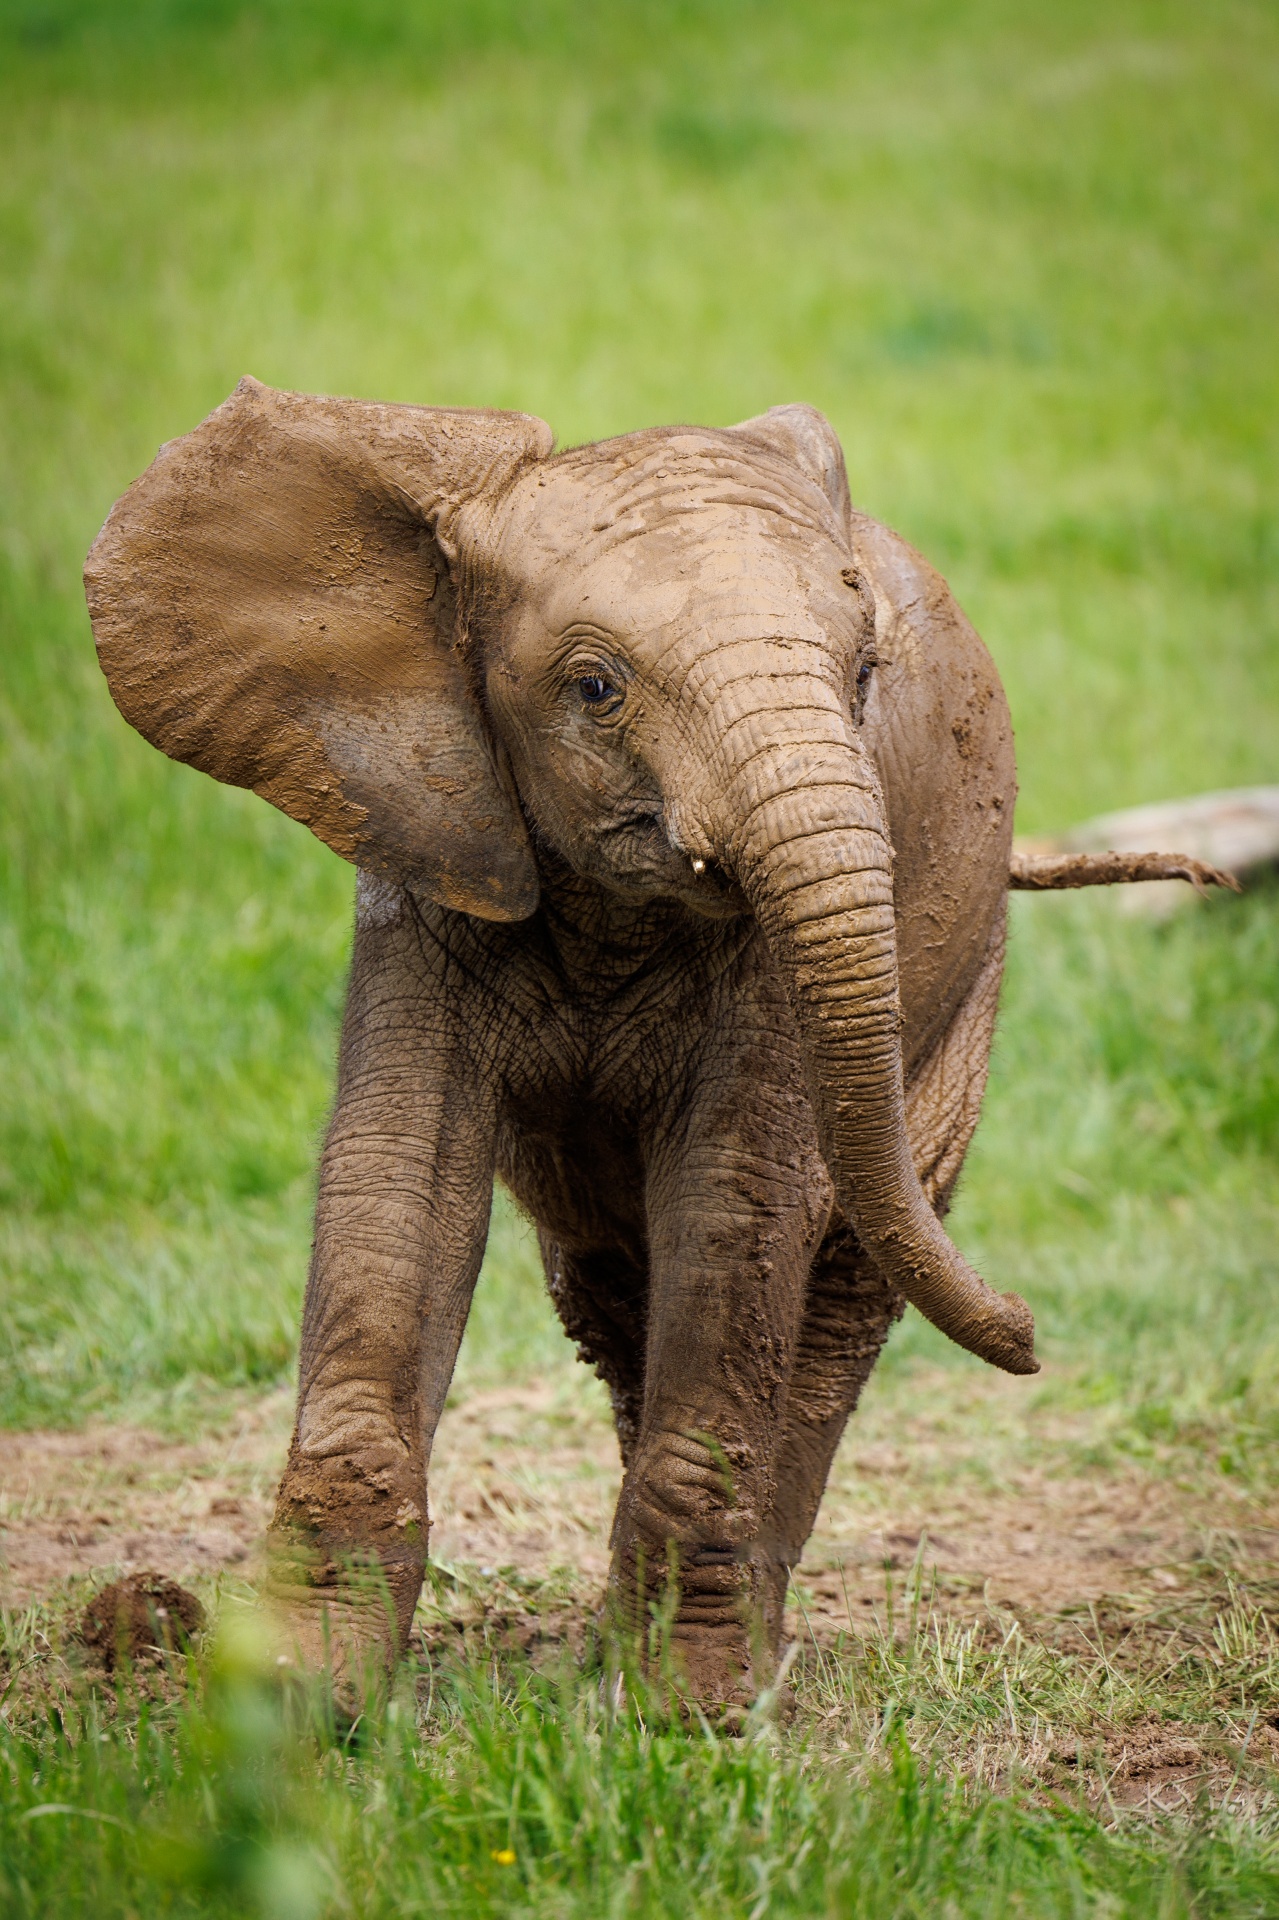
[725,404,852,530]
[85,377,551,921]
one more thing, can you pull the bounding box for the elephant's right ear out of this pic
[85,377,551,921]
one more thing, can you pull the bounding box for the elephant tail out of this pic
[1009,850,1240,896]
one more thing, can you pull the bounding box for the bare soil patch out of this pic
[0,1392,291,1606]
[2,1364,1275,1644]
[7,1364,1279,1811]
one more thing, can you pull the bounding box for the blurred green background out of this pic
[0,0,1275,1454]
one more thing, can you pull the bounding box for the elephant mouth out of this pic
[683,854,747,913]
[591,807,749,915]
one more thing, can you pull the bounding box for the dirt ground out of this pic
[7,1361,1279,1811]
[3,1362,1275,1638]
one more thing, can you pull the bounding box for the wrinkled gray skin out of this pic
[86,381,1033,1710]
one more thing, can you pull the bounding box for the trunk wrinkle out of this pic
[705,714,1037,1377]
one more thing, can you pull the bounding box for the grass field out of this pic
[1,0,1277,1911]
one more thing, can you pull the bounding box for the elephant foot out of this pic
[648,1624,799,1731]
[608,1546,789,1724]
[266,1443,427,1719]
[607,1428,793,1722]
[263,1561,399,1724]
[664,1625,759,1725]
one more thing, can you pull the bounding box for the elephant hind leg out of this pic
[538,1234,648,1467]
[759,913,1008,1648]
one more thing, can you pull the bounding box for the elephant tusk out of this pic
[691,857,706,875]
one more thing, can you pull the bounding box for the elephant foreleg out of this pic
[610,1038,829,1710]
[270,886,495,1684]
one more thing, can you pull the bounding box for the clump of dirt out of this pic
[1106,1717,1204,1781]
[78,1571,206,1671]
[1036,1715,1256,1811]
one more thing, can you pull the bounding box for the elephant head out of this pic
[86,377,1036,1376]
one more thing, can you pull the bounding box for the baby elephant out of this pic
[87,380,1040,1709]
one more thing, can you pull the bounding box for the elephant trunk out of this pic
[706,680,1037,1376]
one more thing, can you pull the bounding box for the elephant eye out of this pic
[856,658,875,687]
[577,672,622,711]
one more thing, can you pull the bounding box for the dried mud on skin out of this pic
[4,1366,1279,1808]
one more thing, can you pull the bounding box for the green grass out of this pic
[1,0,1277,1909]
[4,1616,1279,1920]
[909,883,1279,1477]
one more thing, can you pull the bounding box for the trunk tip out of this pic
[978,1290,1039,1376]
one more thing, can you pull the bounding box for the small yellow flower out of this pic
[491,1848,517,1866]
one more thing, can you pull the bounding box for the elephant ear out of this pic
[84,376,551,921]
[725,404,852,531]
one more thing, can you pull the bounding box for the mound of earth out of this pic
[78,1571,206,1671]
